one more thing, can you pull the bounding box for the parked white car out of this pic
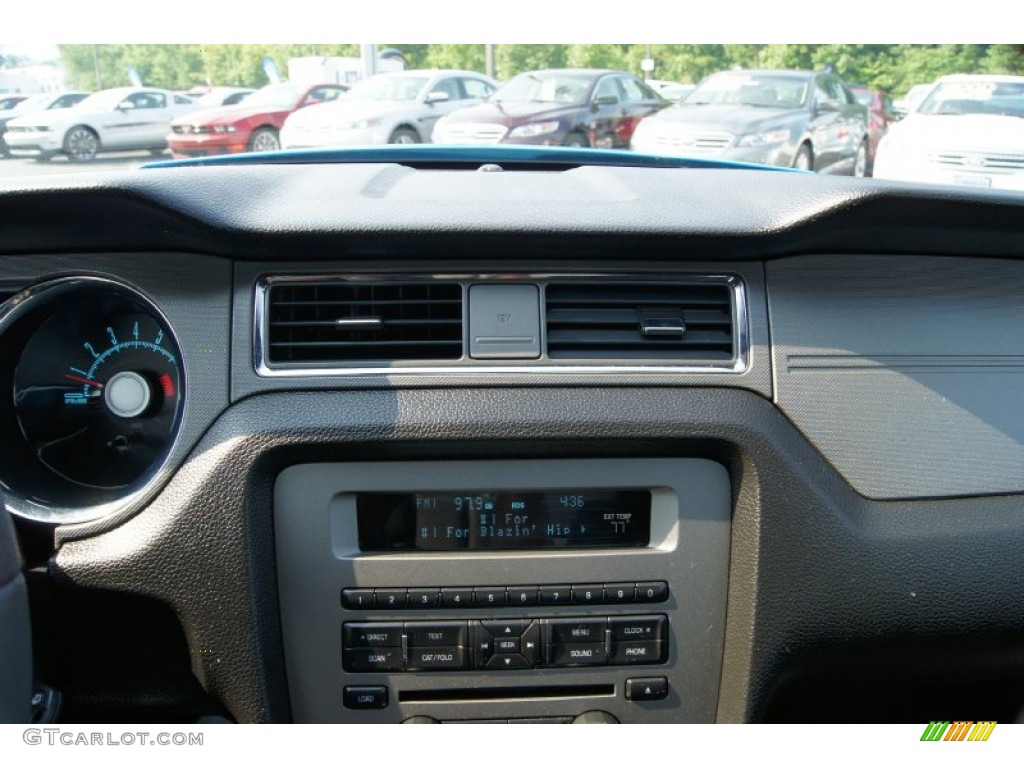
[873,74,1024,191]
[4,86,201,162]
[280,69,498,148]
[0,91,89,157]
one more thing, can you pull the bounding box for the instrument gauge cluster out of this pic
[0,277,185,524]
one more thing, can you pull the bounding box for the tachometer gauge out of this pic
[0,277,185,522]
[14,309,182,489]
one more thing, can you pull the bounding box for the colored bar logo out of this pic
[921,721,997,741]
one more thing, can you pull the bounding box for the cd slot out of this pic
[399,684,615,703]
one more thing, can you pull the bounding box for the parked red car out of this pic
[847,84,899,173]
[432,69,667,148]
[166,82,348,158]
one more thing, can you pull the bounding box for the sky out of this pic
[0,0,1013,46]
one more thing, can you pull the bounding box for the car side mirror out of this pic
[117,101,135,111]
[816,99,842,113]
[593,94,619,108]
[425,91,451,104]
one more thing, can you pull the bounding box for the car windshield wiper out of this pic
[144,145,805,173]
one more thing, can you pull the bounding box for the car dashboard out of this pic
[2,154,1024,724]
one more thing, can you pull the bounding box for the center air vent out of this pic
[265,281,463,365]
[545,282,735,362]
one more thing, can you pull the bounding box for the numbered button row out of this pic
[342,581,669,610]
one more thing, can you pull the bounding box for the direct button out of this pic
[549,619,606,644]
[407,647,467,671]
[343,686,388,710]
[343,622,403,648]
[406,621,467,647]
[548,643,608,667]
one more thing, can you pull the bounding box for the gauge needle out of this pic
[65,373,104,388]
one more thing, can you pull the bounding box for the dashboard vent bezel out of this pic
[254,273,748,377]
[264,280,465,366]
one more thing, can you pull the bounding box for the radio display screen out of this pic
[357,490,651,551]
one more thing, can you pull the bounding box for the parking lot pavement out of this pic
[0,150,168,178]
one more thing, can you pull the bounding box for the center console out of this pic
[274,458,731,723]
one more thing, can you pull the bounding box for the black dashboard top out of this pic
[2,164,1024,261]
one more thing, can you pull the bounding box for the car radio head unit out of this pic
[357,489,652,551]
[274,458,731,724]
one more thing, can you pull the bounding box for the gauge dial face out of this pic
[13,297,184,489]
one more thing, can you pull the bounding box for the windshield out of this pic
[345,75,429,101]
[242,83,301,108]
[917,80,1024,116]
[0,43,1022,191]
[491,73,592,104]
[684,72,809,108]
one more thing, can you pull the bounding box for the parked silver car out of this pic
[280,69,498,148]
[632,69,870,175]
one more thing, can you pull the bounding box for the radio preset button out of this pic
[635,582,669,603]
[341,589,375,610]
[571,585,605,605]
[508,586,539,607]
[440,588,474,608]
[343,622,403,648]
[473,587,507,608]
[408,589,441,609]
[374,589,408,610]
[538,585,572,605]
[605,583,637,603]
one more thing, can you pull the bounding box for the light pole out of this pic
[92,44,102,90]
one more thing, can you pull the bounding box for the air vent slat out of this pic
[271,319,463,328]
[545,282,735,362]
[266,281,464,365]
[547,330,731,346]
[547,307,731,327]
[271,340,463,349]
